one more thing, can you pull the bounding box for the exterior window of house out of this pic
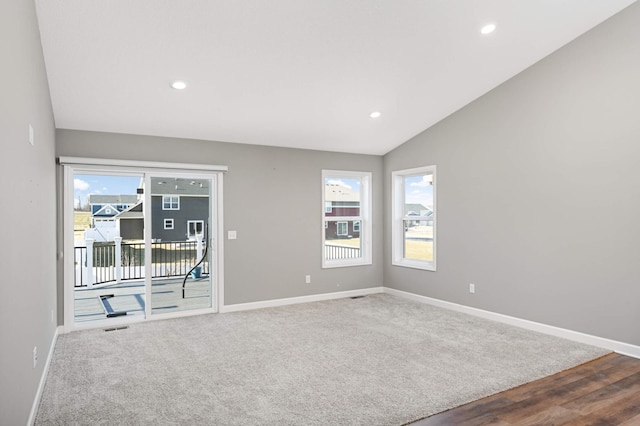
[164,218,174,230]
[162,196,180,210]
[322,170,372,268]
[336,221,348,236]
[392,165,436,271]
[187,220,204,240]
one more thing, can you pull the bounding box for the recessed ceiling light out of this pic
[171,80,187,90]
[369,111,381,119]
[481,23,496,35]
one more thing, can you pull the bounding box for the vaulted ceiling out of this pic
[35,0,636,154]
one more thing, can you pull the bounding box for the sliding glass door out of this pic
[148,174,213,316]
[63,163,220,329]
[71,171,146,324]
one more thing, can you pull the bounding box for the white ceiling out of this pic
[35,0,636,155]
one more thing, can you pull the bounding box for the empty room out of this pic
[2,1,640,425]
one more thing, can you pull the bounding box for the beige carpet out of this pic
[36,294,609,425]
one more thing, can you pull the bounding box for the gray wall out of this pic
[0,0,58,424]
[56,130,384,306]
[384,3,640,346]
[6,3,637,421]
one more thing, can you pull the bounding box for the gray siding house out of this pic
[116,178,210,242]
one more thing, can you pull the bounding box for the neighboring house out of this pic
[89,194,139,226]
[84,194,140,241]
[405,203,433,226]
[116,202,144,241]
[324,183,360,239]
[115,178,210,242]
[404,203,432,217]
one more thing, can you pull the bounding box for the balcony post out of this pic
[86,238,95,288]
[196,234,203,261]
[114,237,122,283]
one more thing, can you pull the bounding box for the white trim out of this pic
[62,164,224,331]
[322,170,372,269]
[162,195,180,210]
[187,220,205,239]
[383,287,640,359]
[221,287,384,313]
[28,326,62,425]
[62,166,75,333]
[149,306,219,321]
[391,165,436,271]
[69,314,147,331]
[215,173,224,313]
[143,174,153,318]
[58,156,228,172]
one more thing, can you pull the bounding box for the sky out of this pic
[325,177,361,192]
[405,174,434,209]
[74,174,142,208]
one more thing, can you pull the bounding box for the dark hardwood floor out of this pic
[409,353,640,425]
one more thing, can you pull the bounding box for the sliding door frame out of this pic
[60,157,226,332]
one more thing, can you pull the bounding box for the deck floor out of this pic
[74,276,212,322]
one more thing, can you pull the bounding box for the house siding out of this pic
[120,219,143,240]
[151,196,209,241]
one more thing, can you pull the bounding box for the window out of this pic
[187,220,204,240]
[322,170,372,268]
[392,166,436,270]
[164,218,174,230]
[162,196,179,210]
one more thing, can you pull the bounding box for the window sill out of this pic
[392,259,436,271]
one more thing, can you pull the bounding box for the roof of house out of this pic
[149,177,210,196]
[115,202,143,220]
[89,194,139,204]
[93,204,121,217]
[405,204,433,216]
[325,184,359,203]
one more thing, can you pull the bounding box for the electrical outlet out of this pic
[33,346,38,368]
[469,283,475,294]
[28,124,34,146]
[305,275,311,284]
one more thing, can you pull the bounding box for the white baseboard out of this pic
[384,287,640,359]
[28,325,62,425]
[221,287,384,313]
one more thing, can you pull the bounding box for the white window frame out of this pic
[164,218,174,230]
[162,195,180,210]
[336,221,348,236]
[392,165,436,271]
[187,220,204,239]
[353,220,361,233]
[322,170,372,268]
